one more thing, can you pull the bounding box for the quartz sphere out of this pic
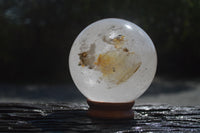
[69,18,157,103]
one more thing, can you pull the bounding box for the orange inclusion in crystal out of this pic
[94,53,116,76]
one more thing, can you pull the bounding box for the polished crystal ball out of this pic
[69,18,157,103]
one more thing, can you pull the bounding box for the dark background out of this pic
[0,0,200,85]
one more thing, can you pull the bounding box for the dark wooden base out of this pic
[87,100,135,119]
[0,103,200,132]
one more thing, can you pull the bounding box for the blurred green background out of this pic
[0,0,200,84]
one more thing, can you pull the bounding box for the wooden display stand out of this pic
[87,100,135,119]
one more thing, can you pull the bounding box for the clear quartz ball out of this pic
[69,18,157,103]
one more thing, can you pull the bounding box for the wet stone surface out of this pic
[0,103,199,132]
